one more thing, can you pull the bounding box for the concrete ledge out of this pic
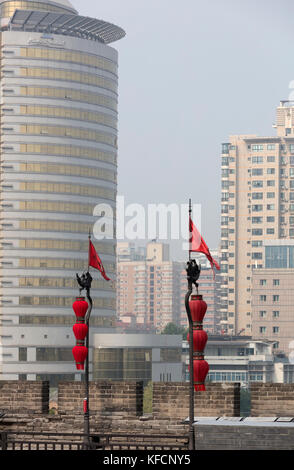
[194,418,294,450]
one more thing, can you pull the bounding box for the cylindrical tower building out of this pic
[0,0,125,384]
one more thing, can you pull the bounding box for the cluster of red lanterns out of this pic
[72,297,89,370]
[187,294,209,391]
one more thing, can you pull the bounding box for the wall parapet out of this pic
[0,381,49,414]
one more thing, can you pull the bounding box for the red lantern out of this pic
[187,329,208,352]
[193,359,209,391]
[72,345,88,370]
[189,295,207,323]
[72,297,88,321]
[73,323,88,342]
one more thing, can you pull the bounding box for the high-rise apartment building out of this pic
[117,242,183,331]
[220,101,294,337]
[252,239,294,356]
[0,0,125,383]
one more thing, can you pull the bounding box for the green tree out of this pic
[161,322,188,339]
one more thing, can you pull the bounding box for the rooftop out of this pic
[6,8,125,43]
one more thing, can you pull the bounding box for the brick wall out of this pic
[251,383,294,417]
[58,381,143,418]
[153,382,240,419]
[0,381,49,414]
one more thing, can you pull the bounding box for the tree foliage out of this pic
[161,322,188,339]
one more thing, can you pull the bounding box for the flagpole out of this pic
[187,198,195,450]
[189,199,192,262]
[88,229,91,272]
[84,230,92,449]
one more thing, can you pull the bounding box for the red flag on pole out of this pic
[88,240,111,281]
[189,217,220,277]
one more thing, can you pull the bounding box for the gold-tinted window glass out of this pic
[20,87,117,111]
[20,48,117,75]
[19,124,117,148]
[18,257,115,272]
[17,238,115,254]
[18,277,114,290]
[19,219,111,234]
[18,162,116,182]
[18,296,115,308]
[0,1,74,17]
[19,143,116,165]
[19,182,115,200]
[19,105,117,128]
[19,67,117,93]
[19,315,115,327]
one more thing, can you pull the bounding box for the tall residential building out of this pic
[0,0,125,384]
[117,242,183,331]
[252,240,294,356]
[220,101,294,337]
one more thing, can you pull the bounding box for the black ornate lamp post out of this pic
[73,272,93,450]
[185,199,210,451]
[76,271,93,450]
[72,233,111,450]
[185,259,200,450]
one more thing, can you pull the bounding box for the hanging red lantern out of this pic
[189,295,207,323]
[187,329,208,353]
[72,345,88,370]
[72,297,88,321]
[73,323,88,342]
[193,359,209,391]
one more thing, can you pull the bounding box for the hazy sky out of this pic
[72,0,294,260]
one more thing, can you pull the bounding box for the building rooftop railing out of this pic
[5,9,126,44]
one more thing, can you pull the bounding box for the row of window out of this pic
[16,296,115,308]
[259,326,280,333]
[259,295,279,302]
[251,168,276,175]
[19,86,117,111]
[252,203,277,211]
[18,143,116,165]
[259,310,280,318]
[17,124,117,148]
[207,372,248,382]
[223,142,294,153]
[15,239,115,254]
[17,105,117,128]
[15,219,112,234]
[16,182,115,200]
[17,67,117,93]
[15,201,101,216]
[250,156,294,165]
[252,191,274,199]
[17,257,114,272]
[251,229,275,235]
[19,47,117,75]
[251,156,276,163]
[17,277,114,290]
[15,162,116,182]
[19,315,115,327]
[250,143,282,151]
[259,279,280,286]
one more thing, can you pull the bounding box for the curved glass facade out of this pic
[0,0,124,383]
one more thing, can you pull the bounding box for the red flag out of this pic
[88,240,111,281]
[189,217,220,277]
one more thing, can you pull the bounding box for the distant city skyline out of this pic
[75,0,294,259]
